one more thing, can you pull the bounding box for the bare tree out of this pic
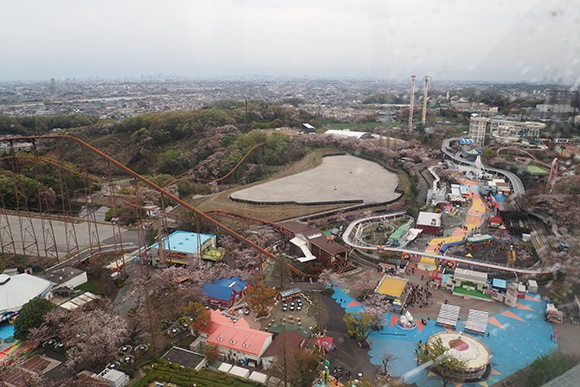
[378,349,396,382]
[270,330,300,387]
[272,258,292,289]
[309,292,328,330]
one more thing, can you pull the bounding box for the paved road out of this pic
[316,291,378,383]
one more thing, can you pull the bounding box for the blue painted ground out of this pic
[331,288,558,386]
[0,324,14,340]
[492,193,506,202]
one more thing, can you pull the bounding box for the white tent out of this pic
[217,362,232,373]
[248,371,269,384]
[464,309,489,335]
[436,304,461,329]
[0,273,52,320]
[59,292,100,310]
[228,365,250,378]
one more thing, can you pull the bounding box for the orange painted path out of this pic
[419,179,486,271]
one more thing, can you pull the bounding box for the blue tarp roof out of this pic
[202,276,248,302]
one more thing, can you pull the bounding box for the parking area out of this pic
[257,293,316,334]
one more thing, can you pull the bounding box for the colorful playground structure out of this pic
[342,178,553,275]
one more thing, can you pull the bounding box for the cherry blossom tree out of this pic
[317,268,341,288]
[363,293,391,328]
[219,235,261,270]
[528,193,580,230]
[29,300,128,370]
[124,265,206,351]
[205,262,247,283]
[247,227,281,248]
[352,272,377,300]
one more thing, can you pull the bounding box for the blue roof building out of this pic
[151,230,216,265]
[202,276,248,309]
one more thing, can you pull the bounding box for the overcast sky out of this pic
[2,0,579,83]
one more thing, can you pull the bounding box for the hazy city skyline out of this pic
[3,0,579,85]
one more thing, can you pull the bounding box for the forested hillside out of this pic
[0,102,320,210]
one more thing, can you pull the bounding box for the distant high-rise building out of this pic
[535,89,579,120]
[468,115,546,147]
[50,78,56,92]
[468,115,489,147]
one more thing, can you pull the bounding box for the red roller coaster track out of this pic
[0,135,311,277]
[163,142,266,188]
[496,146,579,189]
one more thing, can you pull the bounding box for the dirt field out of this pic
[194,151,403,227]
[230,154,400,205]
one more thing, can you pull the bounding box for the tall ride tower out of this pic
[408,75,416,133]
[421,75,430,126]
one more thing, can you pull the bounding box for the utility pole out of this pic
[156,217,166,269]
[245,97,249,132]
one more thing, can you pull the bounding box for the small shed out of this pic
[315,336,334,352]
[40,266,88,290]
[491,278,507,292]
[94,368,130,387]
[489,216,503,228]
[301,123,316,133]
[416,212,444,235]
[527,280,538,294]
[161,347,207,371]
[276,288,302,302]
[218,362,232,373]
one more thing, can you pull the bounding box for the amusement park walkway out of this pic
[418,178,487,272]
[331,280,559,387]
[335,172,572,386]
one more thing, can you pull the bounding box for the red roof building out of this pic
[198,309,273,365]
[489,216,503,228]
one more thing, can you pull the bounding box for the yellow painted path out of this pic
[419,180,486,271]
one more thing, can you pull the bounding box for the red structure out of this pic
[0,135,311,278]
[408,75,417,134]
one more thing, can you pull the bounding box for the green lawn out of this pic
[452,285,492,300]
[517,164,549,175]
[75,280,101,294]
